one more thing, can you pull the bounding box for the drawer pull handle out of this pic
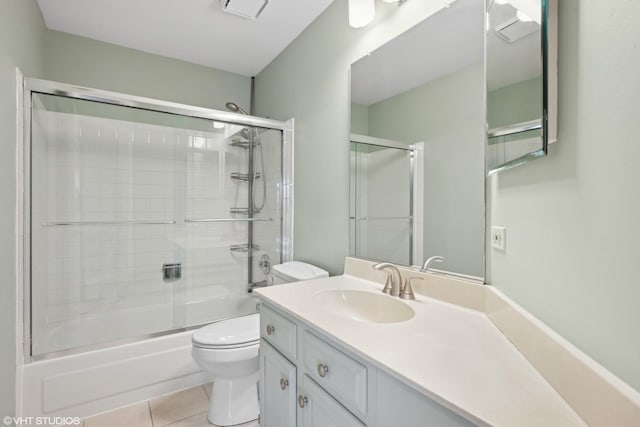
[266,324,275,335]
[317,363,329,378]
[298,394,308,408]
[280,377,289,390]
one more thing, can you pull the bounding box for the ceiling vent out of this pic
[495,17,539,43]
[220,0,269,19]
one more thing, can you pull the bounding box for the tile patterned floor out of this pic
[82,384,259,427]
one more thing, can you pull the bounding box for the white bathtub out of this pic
[20,296,258,419]
[33,294,258,356]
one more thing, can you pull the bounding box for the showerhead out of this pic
[225,102,249,115]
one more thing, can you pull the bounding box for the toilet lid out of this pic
[272,261,329,282]
[192,313,259,348]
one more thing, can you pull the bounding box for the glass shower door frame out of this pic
[21,78,294,362]
[349,133,423,266]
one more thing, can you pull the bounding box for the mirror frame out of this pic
[486,0,557,175]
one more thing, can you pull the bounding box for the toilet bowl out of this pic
[191,313,260,426]
[191,262,328,426]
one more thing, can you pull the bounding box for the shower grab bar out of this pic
[185,218,273,223]
[350,216,413,221]
[42,220,176,227]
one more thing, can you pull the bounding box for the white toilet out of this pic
[192,314,260,426]
[191,261,328,426]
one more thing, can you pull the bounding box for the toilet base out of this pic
[208,374,259,426]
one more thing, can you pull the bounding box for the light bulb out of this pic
[349,0,375,28]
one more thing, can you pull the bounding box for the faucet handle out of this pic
[400,277,423,300]
[381,272,393,294]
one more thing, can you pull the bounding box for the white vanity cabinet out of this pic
[259,302,475,427]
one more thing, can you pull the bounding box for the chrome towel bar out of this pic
[185,218,273,223]
[42,220,176,227]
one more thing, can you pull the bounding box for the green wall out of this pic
[487,76,542,129]
[487,0,640,391]
[350,102,369,135]
[44,30,251,111]
[0,0,45,416]
[367,63,485,278]
[255,0,459,274]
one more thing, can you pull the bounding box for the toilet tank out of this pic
[271,261,329,285]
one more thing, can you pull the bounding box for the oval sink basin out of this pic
[312,290,415,323]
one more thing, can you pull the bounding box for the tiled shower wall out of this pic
[30,103,281,356]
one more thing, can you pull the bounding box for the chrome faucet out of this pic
[421,256,445,272]
[372,263,403,297]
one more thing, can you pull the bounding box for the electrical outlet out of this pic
[491,226,506,251]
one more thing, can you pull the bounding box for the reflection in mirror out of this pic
[349,0,485,279]
[349,135,423,266]
[486,0,557,173]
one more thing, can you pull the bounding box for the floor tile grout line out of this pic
[162,410,209,427]
[201,384,210,399]
[147,399,154,427]
[83,384,211,427]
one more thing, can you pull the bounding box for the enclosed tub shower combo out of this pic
[19,79,294,419]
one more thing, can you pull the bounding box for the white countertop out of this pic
[255,275,587,427]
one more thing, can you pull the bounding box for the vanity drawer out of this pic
[302,331,367,418]
[261,304,297,360]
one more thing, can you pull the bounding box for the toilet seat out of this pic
[192,313,259,350]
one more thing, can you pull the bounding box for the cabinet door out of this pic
[298,375,364,427]
[260,340,296,427]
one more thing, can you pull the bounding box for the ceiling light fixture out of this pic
[493,0,540,24]
[219,0,269,20]
[349,0,375,28]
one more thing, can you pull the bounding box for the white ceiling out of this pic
[351,0,484,106]
[36,0,335,77]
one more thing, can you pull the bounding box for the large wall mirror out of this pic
[486,0,557,174]
[349,0,485,279]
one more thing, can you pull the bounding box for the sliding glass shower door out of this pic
[27,84,290,358]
